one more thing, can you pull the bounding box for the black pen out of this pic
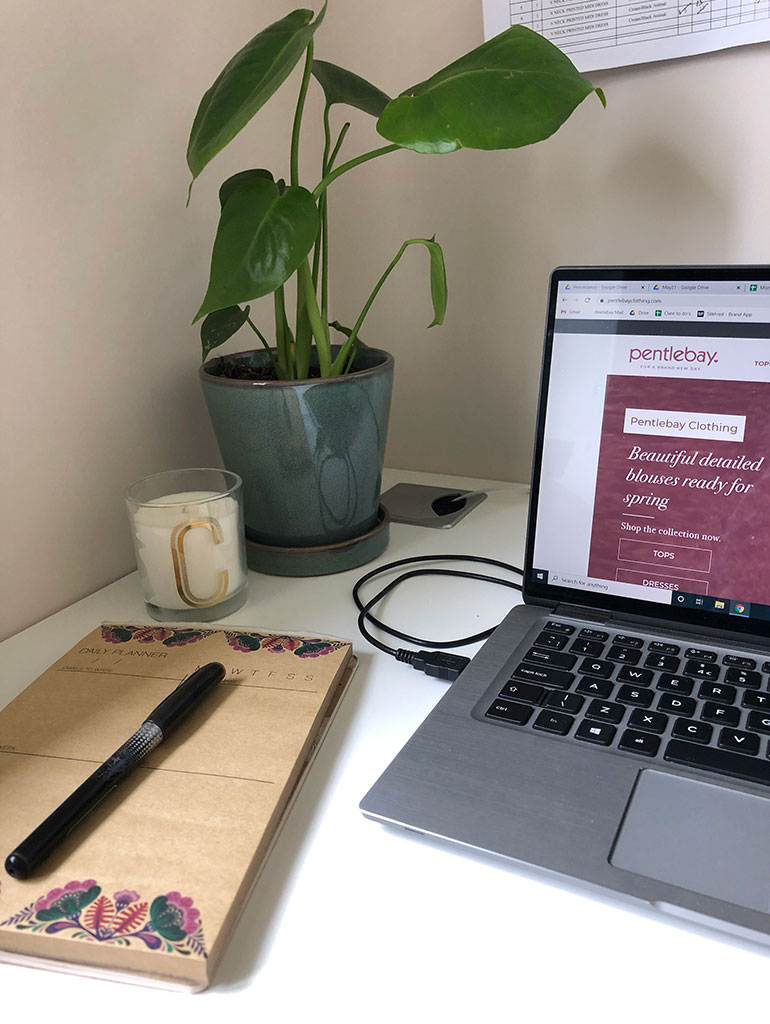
[4,661,226,880]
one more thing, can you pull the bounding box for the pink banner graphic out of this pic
[587,376,770,606]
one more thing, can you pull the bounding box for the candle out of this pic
[131,490,247,612]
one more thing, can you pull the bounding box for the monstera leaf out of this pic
[200,305,251,361]
[311,59,390,117]
[218,168,276,209]
[377,24,605,154]
[194,176,320,321]
[187,4,326,181]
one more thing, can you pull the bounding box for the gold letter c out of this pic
[170,518,229,608]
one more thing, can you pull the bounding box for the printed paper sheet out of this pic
[483,0,770,70]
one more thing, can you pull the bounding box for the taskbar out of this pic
[531,568,770,623]
[670,590,770,621]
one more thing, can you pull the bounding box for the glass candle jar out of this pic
[125,468,248,622]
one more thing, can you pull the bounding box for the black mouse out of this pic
[431,492,467,516]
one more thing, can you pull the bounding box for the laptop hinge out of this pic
[555,604,611,624]
[555,602,770,651]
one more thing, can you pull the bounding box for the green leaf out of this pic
[328,237,447,375]
[329,320,352,337]
[311,59,390,117]
[376,24,604,154]
[219,169,273,209]
[194,176,320,322]
[420,237,447,328]
[187,4,327,182]
[200,305,251,361]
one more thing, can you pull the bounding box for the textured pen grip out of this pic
[95,721,163,780]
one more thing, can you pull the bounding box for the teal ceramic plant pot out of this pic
[199,346,394,575]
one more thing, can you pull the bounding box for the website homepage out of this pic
[533,302,770,623]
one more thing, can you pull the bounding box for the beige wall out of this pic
[2,0,768,639]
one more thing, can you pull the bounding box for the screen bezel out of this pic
[523,264,770,640]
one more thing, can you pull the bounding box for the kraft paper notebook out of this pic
[0,622,355,991]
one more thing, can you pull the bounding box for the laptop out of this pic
[360,265,770,944]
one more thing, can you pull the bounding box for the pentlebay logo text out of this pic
[629,346,718,366]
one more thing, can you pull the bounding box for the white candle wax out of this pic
[131,491,246,611]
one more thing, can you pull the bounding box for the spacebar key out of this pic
[664,739,770,786]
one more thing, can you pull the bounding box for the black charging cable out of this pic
[352,555,523,682]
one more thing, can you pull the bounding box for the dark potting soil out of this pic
[205,358,325,382]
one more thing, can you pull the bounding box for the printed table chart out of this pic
[509,0,769,55]
[487,0,770,68]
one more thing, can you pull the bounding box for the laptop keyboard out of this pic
[483,619,770,787]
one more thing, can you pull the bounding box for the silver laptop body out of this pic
[361,266,770,944]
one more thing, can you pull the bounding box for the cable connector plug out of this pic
[395,649,471,682]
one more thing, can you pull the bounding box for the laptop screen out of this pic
[526,266,770,638]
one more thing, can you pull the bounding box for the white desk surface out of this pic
[1,469,767,1022]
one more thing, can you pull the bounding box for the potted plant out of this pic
[190,3,605,575]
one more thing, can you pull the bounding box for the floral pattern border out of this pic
[102,624,347,658]
[0,880,206,957]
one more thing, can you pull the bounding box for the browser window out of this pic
[532,272,770,628]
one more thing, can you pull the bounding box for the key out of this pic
[512,663,575,690]
[485,700,533,725]
[685,659,720,681]
[544,691,584,714]
[606,645,641,665]
[522,647,576,670]
[570,638,605,657]
[723,655,757,669]
[576,678,613,699]
[725,667,761,688]
[498,680,545,704]
[613,634,643,649]
[628,708,668,734]
[616,684,654,708]
[533,709,574,735]
[577,658,614,679]
[575,720,616,746]
[657,693,696,717]
[701,702,740,727]
[619,729,660,757]
[617,666,654,686]
[664,739,770,785]
[672,719,713,744]
[742,691,770,710]
[534,630,569,651]
[545,621,575,634]
[747,711,770,734]
[578,628,609,642]
[718,729,760,756]
[645,653,681,672]
[657,674,693,695]
[585,699,625,724]
[686,647,717,662]
[698,681,736,704]
[649,641,680,655]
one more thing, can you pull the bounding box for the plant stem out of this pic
[312,143,399,199]
[329,240,409,375]
[311,103,333,292]
[298,259,332,376]
[290,42,314,188]
[246,316,280,375]
[327,121,351,170]
[273,287,294,379]
[321,121,350,325]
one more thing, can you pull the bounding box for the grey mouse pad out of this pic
[610,769,770,913]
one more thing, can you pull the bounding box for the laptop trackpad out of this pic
[610,769,770,913]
